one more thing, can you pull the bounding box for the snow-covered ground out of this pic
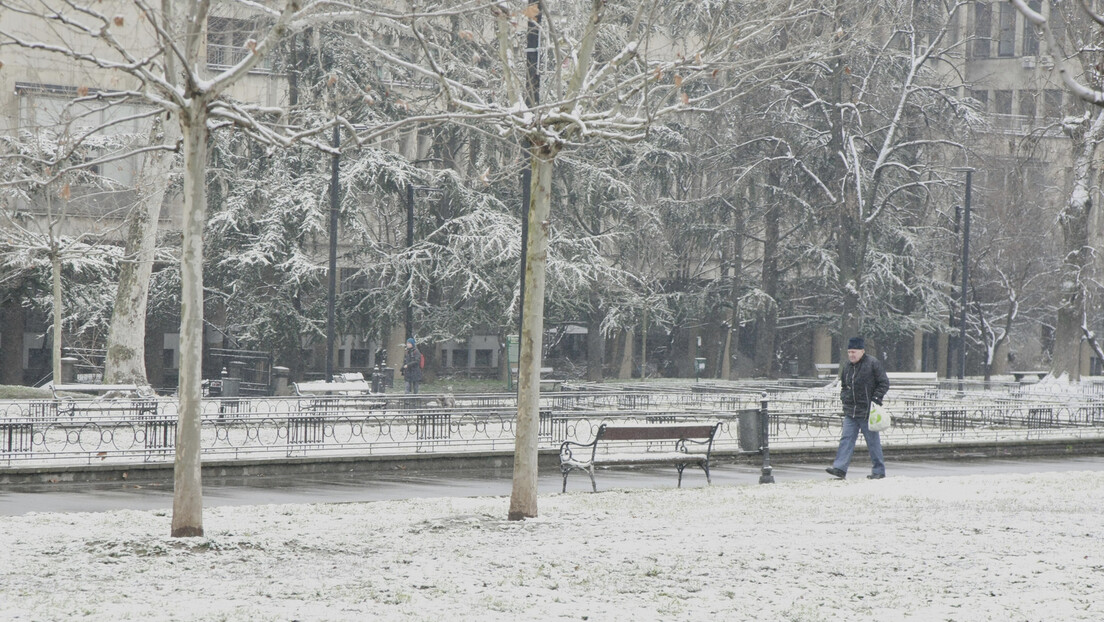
[1,470,1101,621]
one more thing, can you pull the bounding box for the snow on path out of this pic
[0,471,1101,621]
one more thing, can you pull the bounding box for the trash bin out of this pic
[372,367,395,393]
[694,357,707,381]
[737,408,762,452]
[220,377,241,398]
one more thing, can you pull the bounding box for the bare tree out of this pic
[355,0,824,518]
[1013,0,1104,379]
[103,114,178,386]
[0,0,344,536]
[0,97,143,383]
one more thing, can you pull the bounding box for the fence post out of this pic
[759,392,774,484]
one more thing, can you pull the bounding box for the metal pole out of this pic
[959,169,973,391]
[406,182,414,341]
[326,126,340,382]
[758,392,774,484]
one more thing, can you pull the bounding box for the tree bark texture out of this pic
[104,115,175,387]
[508,147,555,521]
[1052,110,1104,380]
[617,328,633,379]
[171,110,207,538]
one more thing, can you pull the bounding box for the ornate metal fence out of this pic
[3,384,1104,469]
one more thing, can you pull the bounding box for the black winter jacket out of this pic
[840,354,889,418]
[401,347,424,382]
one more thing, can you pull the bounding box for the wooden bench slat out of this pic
[599,424,715,441]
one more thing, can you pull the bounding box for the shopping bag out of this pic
[868,402,892,432]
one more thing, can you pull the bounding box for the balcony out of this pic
[206,43,273,74]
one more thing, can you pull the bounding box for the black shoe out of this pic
[867,474,885,480]
[825,467,846,479]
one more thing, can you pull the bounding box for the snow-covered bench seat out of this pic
[559,422,722,493]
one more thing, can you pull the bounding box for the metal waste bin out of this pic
[737,408,762,452]
[220,377,241,397]
[371,367,395,393]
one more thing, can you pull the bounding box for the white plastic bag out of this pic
[868,402,892,432]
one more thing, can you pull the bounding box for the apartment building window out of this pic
[994,90,1012,115]
[1044,89,1063,119]
[1022,1,1041,56]
[14,82,146,205]
[207,16,271,72]
[973,3,992,58]
[1018,90,1036,119]
[970,89,989,111]
[998,3,1016,57]
[1051,6,1066,52]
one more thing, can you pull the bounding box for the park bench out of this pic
[51,383,143,398]
[510,366,561,391]
[814,363,838,379]
[293,380,384,415]
[886,371,939,387]
[292,380,374,396]
[559,421,722,493]
[1011,371,1048,383]
[48,384,158,420]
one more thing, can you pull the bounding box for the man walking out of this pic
[826,336,889,480]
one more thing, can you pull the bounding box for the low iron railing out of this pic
[3,383,1104,469]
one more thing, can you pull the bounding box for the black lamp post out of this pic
[405,166,442,341]
[326,126,340,382]
[953,166,974,390]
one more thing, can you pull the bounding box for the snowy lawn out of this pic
[1,470,1101,621]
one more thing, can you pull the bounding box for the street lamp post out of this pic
[326,126,340,382]
[405,167,442,341]
[953,167,974,391]
[405,182,415,341]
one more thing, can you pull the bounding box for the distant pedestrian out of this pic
[826,336,889,480]
[401,338,424,394]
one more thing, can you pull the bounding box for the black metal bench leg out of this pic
[562,467,570,493]
[703,461,711,484]
[588,466,596,493]
[677,464,685,488]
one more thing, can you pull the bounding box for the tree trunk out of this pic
[171,108,207,538]
[104,116,175,387]
[755,191,780,378]
[1,292,26,385]
[617,327,633,379]
[145,319,166,389]
[1052,110,1104,381]
[585,301,604,382]
[387,322,406,382]
[723,195,746,380]
[509,146,555,521]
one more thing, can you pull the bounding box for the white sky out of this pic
[1,469,1101,621]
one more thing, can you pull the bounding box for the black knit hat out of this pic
[847,336,865,350]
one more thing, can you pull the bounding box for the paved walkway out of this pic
[3,455,1103,516]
